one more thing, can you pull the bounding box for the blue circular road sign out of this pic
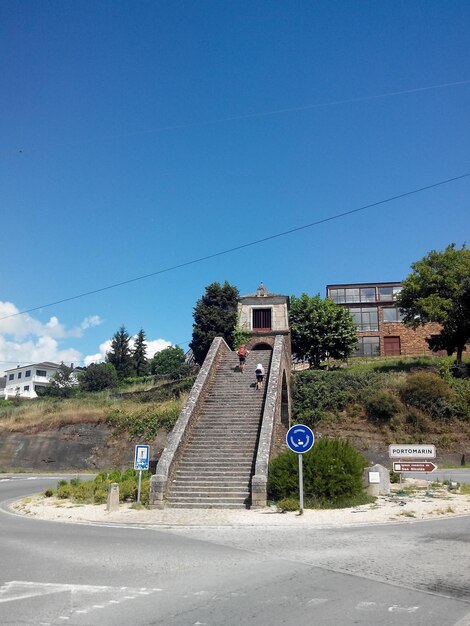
[286,424,315,454]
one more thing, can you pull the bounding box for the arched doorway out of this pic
[251,342,273,351]
[281,370,289,426]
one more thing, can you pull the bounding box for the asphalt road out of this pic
[1,474,470,626]
[405,468,470,483]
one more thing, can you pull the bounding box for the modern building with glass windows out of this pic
[326,282,442,358]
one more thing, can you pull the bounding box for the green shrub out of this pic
[450,379,470,419]
[72,481,95,503]
[405,407,432,432]
[44,488,54,497]
[364,390,402,422]
[94,488,108,504]
[56,484,73,499]
[399,372,455,419]
[268,438,367,506]
[277,497,299,512]
[292,370,383,425]
[57,479,68,488]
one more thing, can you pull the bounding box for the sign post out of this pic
[286,425,315,515]
[134,445,150,503]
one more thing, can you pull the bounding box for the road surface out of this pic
[1,474,469,625]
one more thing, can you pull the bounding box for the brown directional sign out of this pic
[393,462,437,473]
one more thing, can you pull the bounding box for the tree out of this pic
[397,244,470,365]
[43,363,77,398]
[132,329,149,377]
[290,294,357,368]
[189,281,239,364]
[151,345,187,379]
[79,362,119,392]
[106,326,135,379]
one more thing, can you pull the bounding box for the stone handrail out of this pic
[149,337,230,508]
[251,334,285,508]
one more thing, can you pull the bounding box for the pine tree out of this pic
[189,281,239,365]
[106,326,135,379]
[133,329,149,377]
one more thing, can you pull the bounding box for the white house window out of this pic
[36,369,47,377]
[8,374,14,381]
[18,372,22,379]
[25,370,31,377]
[23,385,30,391]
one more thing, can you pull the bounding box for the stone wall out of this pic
[251,334,292,508]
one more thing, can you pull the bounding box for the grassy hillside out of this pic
[0,376,195,437]
[292,356,470,464]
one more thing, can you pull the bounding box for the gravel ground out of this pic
[11,479,470,528]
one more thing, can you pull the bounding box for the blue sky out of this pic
[1,1,469,373]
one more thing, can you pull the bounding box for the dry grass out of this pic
[0,394,178,434]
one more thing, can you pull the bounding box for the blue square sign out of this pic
[134,445,150,470]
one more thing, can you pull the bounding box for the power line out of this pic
[1,171,469,323]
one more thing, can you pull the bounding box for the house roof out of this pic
[4,361,61,374]
[239,282,288,300]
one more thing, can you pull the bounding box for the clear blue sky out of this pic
[1,0,469,371]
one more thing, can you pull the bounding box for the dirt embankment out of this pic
[0,424,168,472]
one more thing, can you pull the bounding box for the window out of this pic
[23,385,30,391]
[252,308,272,330]
[329,287,378,304]
[360,287,376,302]
[353,337,380,357]
[379,286,402,301]
[383,307,403,323]
[36,369,47,377]
[25,370,31,377]
[348,307,379,331]
[18,372,22,379]
[9,374,14,380]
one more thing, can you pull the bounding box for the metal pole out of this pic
[298,454,304,515]
[137,470,142,503]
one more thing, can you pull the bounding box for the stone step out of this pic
[170,487,250,497]
[166,495,249,505]
[167,500,247,509]
[175,470,251,478]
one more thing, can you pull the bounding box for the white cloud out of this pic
[0,302,103,341]
[84,340,112,367]
[0,301,103,376]
[84,337,172,367]
[146,339,172,358]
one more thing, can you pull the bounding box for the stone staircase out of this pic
[166,350,272,508]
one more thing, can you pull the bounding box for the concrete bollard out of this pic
[106,482,120,512]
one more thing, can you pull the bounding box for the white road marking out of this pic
[0,580,163,618]
[306,598,328,606]
[356,601,377,610]
[388,605,419,613]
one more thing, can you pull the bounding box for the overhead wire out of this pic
[1,171,469,323]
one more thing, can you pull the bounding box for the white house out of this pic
[3,362,62,399]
